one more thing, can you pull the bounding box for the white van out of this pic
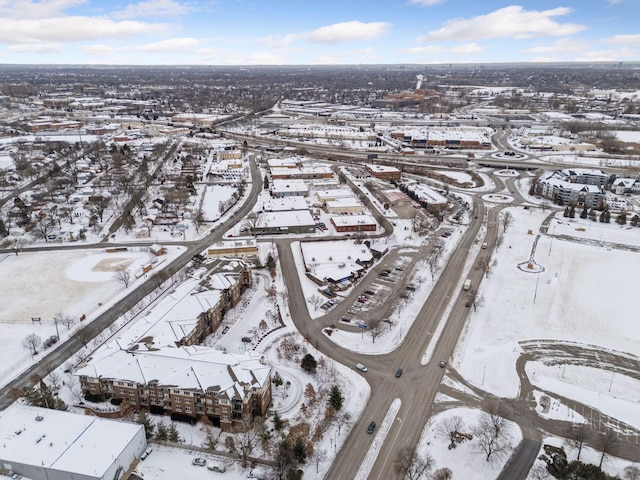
[482,242,487,249]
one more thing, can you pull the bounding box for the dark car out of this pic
[465,301,471,308]
[367,421,376,434]
[241,337,253,343]
[395,368,403,378]
[364,290,375,295]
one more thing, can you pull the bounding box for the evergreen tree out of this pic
[300,354,317,374]
[328,385,344,411]
[167,423,181,442]
[155,422,168,441]
[273,410,284,432]
[293,437,307,463]
[135,411,155,439]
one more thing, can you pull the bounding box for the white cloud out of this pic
[260,33,298,48]
[607,0,622,4]
[8,43,63,53]
[524,37,591,54]
[306,21,391,44]
[0,17,168,44]
[0,0,87,19]
[408,0,445,5]
[404,43,482,55]
[134,37,203,52]
[422,6,585,42]
[603,33,640,46]
[113,0,189,19]
[83,44,124,57]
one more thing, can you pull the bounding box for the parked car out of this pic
[439,360,446,368]
[192,458,207,466]
[241,337,252,343]
[367,421,376,434]
[356,363,368,372]
[395,368,403,378]
[364,290,375,295]
[207,463,227,473]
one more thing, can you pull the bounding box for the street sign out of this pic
[359,323,366,329]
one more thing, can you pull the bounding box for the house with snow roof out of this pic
[76,346,271,432]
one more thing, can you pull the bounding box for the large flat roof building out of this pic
[0,404,146,480]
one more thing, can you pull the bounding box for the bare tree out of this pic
[74,326,92,348]
[566,422,588,460]
[114,268,132,288]
[311,448,327,474]
[435,415,466,449]
[368,320,384,344]
[473,408,512,463]
[48,371,62,391]
[21,333,42,356]
[433,467,454,480]
[307,294,324,311]
[235,419,258,468]
[595,427,617,469]
[394,446,435,480]
[529,462,551,480]
[428,251,440,281]
[54,312,76,331]
[502,211,514,233]
[624,465,640,480]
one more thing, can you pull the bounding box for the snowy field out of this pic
[453,206,640,409]
[0,246,184,384]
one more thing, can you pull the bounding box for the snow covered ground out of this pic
[453,206,640,418]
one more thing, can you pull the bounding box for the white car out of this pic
[192,458,206,466]
[356,363,368,372]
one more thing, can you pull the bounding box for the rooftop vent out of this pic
[35,415,44,421]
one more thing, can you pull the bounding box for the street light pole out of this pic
[533,270,541,303]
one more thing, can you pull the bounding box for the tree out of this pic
[155,422,168,441]
[624,465,640,480]
[271,443,298,480]
[74,327,92,348]
[567,423,588,461]
[328,385,344,411]
[502,211,514,233]
[54,312,76,330]
[236,419,258,467]
[473,408,512,463]
[595,428,617,469]
[114,268,132,288]
[433,467,454,480]
[368,320,384,344]
[22,333,41,356]
[293,437,307,463]
[273,410,285,432]
[394,446,435,480]
[167,423,181,442]
[436,415,466,449]
[136,411,155,439]
[307,294,323,311]
[304,383,317,406]
[300,353,317,375]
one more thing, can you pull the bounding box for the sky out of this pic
[0,0,639,66]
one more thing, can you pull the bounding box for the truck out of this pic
[463,279,472,290]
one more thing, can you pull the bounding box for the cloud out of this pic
[422,6,585,42]
[0,0,87,19]
[408,0,445,5]
[607,0,622,4]
[523,37,591,54]
[83,44,124,57]
[0,17,169,44]
[405,42,482,55]
[134,37,203,52]
[260,33,298,48]
[603,33,640,46]
[113,0,189,19]
[8,43,63,53]
[306,21,391,44]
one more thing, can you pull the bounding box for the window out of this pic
[128,390,134,395]
[186,407,192,413]
[185,399,191,404]
[175,406,181,412]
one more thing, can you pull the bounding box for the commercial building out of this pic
[0,404,146,480]
[330,214,377,233]
[364,163,402,181]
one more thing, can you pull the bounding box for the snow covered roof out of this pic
[300,240,373,265]
[326,197,362,208]
[0,404,143,478]
[365,163,400,173]
[261,196,310,212]
[330,214,376,227]
[409,184,447,205]
[271,179,309,194]
[76,346,270,397]
[261,210,315,227]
